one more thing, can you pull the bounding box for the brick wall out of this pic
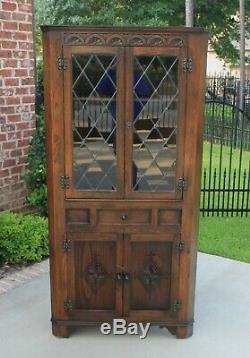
[0,0,36,212]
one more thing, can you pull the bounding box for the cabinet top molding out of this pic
[41,25,208,34]
[41,26,208,48]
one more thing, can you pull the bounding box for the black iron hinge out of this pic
[183,58,192,73]
[176,241,185,253]
[58,56,68,71]
[63,299,73,312]
[62,239,71,253]
[173,300,182,312]
[177,177,188,192]
[60,175,70,189]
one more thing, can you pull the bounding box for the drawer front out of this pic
[158,209,181,226]
[97,209,151,225]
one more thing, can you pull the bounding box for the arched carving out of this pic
[63,32,186,47]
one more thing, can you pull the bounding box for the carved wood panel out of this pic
[128,237,173,310]
[63,32,186,47]
[74,237,118,310]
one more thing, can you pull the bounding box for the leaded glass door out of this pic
[124,47,186,199]
[63,46,125,198]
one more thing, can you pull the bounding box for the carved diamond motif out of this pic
[84,254,106,293]
[139,252,163,292]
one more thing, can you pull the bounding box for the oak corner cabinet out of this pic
[42,25,208,339]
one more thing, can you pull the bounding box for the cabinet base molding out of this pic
[51,317,193,338]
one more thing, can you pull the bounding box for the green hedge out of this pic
[0,212,49,265]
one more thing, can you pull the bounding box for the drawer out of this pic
[97,209,151,225]
[66,209,90,225]
[158,209,181,225]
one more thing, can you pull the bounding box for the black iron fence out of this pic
[201,75,250,216]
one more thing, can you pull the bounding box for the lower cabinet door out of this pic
[123,233,180,322]
[66,232,123,322]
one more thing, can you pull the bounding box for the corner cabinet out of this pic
[42,26,208,338]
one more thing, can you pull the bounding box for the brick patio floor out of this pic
[0,259,49,295]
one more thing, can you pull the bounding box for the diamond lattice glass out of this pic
[72,54,118,191]
[132,56,179,192]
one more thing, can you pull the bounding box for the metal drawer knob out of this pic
[121,214,127,221]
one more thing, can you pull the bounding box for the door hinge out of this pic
[183,58,192,73]
[173,300,182,312]
[177,177,188,192]
[63,299,73,312]
[58,56,68,71]
[62,239,71,253]
[176,241,184,253]
[60,175,70,189]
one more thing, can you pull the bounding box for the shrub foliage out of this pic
[0,212,49,265]
[23,111,47,216]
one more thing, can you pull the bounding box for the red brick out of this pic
[19,42,33,50]
[12,13,26,21]
[29,104,35,112]
[3,59,18,68]
[3,141,16,150]
[15,105,29,113]
[5,78,19,86]
[6,97,20,105]
[18,155,28,164]
[18,3,32,12]
[12,32,28,42]
[21,78,34,86]
[11,182,25,191]
[13,50,28,59]
[11,165,25,175]
[8,114,21,123]
[8,131,21,140]
[0,11,11,20]
[17,122,29,130]
[4,175,19,185]
[2,123,15,132]
[15,87,29,95]
[22,95,35,103]
[0,169,9,178]
[15,69,28,77]
[3,159,16,168]
[0,31,12,39]
[23,129,35,137]
[19,23,33,32]
[0,50,12,58]
[0,88,14,96]
[22,147,30,155]
[18,139,31,147]
[30,87,35,94]
[2,41,17,49]
[10,149,22,158]
[0,134,7,141]
[1,107,15,114]
[27,14,33,22]
[3,22,18,31]
[28,51,34,59]
[2,2,17,11]
[0,69,12,77]
[20,59,34,68]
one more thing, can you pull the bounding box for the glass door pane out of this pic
[132,55,179,192]
[72,53,118,191]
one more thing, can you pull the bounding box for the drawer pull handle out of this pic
[116,272,123,281]
[116,272,130,281]
[121,214,127,221]
[124,273,130,281]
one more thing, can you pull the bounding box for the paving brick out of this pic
[0,259,49,295]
